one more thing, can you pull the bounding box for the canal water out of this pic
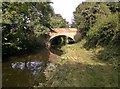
[2,47,63,87]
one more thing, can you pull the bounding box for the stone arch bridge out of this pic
[49,28,81,43]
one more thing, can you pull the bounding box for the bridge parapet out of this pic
[49,28,81,42]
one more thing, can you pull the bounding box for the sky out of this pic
[51,0,86,24]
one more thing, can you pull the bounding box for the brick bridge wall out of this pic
[49,28,81,42]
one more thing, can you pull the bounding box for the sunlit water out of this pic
[2,48,59,87]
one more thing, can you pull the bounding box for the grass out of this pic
[38,39,119,87]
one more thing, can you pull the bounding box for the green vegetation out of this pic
[72,2,120,61]
[2,2,119,87]
[50,14,69,28]
[2,2,52,56]
[35,39,119,87]
[2,2,68,57]
[87,14,118,47]
[72,2,119,42]
[38,2,119,87]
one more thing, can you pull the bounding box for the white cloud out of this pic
[51,0,86,23]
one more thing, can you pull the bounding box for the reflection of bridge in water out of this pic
[49,28,81,44]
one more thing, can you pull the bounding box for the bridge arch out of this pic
[50,35,75,46]
[49,34,75,41]
[48,28,81,47]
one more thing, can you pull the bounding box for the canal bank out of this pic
[2,39,119,87]
[38,39,119,87]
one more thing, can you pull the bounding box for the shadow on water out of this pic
[50,47,64,56]
[2,46,64,87]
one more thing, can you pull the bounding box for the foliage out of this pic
[87,14,119,47]
[2,2,69,56]
[41,40,118,87]
[50,14,69,28]
[107,2,120,13]
[2,2,54,56]
[72,2,119,48]
[72,2,111,37]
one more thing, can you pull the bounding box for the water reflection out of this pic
[11,62,45,75]
[3,61,49,87]
[2,47,64,87]
[12,62,25,70]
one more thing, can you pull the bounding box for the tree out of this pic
[72,2,119,48]
[50,14,69,28]
[2,2,54,56]
[87,14,119,46]
[72,2,111,37]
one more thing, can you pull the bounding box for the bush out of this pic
[86,13,119,47]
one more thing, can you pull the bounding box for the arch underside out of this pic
[50,34,75,41]
[50,35,75,46]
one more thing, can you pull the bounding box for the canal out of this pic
[2,47,63,87]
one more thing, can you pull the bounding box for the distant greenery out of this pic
[2,2,68,56]
[50,14,69,28]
